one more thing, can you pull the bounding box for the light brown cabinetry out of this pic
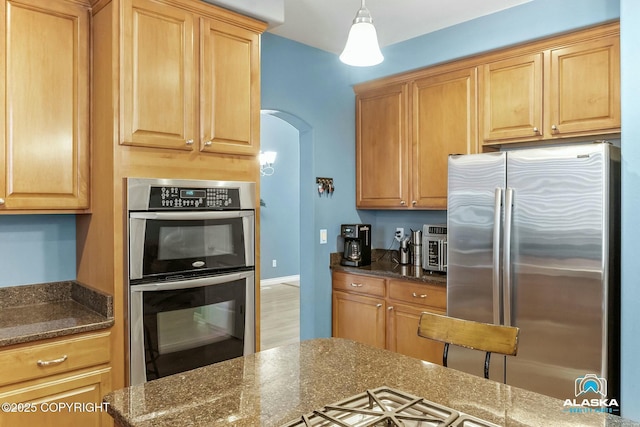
[122,0,261,155]
[83,0,266,391]
[411,68,478,209]
[481,30,620,144]
[0,331,112,427]
[332,271,445,364]
[355,67,477,210]
[355,83,409,208]
[123,0,196,151]
[547,35,620,138]
[0,0,89,211]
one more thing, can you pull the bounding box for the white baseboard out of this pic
[260,274,300,287]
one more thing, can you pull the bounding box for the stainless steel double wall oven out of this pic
[127,178,256,385]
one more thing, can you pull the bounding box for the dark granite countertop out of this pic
[330,250,447,286]
[0,281,114,347]
[103,338,637,427]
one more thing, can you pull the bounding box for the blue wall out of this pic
[262,0,640,419]
[259,113,300,280]
[620,0,640,420]
[0,215,76,287]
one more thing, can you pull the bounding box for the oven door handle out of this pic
[130,211,254,220]
[130,271,254,292]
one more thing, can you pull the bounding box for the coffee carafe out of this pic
[340,224,371,267]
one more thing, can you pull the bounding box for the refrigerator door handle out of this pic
[503,187,514,327]
[492,187,502,325]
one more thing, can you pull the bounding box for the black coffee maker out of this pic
[340,224,371,267]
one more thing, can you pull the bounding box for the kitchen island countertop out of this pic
[103,338,637,427]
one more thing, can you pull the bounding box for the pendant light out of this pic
[339,0,384,67]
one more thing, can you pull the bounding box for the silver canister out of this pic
[399,238,411,265]
[411,229,422,267]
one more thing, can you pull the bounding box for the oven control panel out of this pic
[148,186,241,209]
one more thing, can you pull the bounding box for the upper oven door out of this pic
[129,211,255,281]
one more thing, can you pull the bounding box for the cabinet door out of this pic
[481,53,543,142]
[332,291,385,349]
[0,368,111,427]
[1,0,89,210]
[122,0,196,151]
[412,68,478,209]
[387,303,445,365]
[548,35,620,137]
[356,83,409,209]
[200,18,260,155]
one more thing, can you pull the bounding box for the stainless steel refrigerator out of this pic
[446,142,620,402]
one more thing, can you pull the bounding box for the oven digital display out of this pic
[181,189,206,199]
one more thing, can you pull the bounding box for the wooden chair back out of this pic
[417,311,519,379]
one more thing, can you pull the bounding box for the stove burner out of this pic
[282,387,499,427]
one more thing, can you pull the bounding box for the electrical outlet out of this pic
[272,259,277,268]
[395,227,404,241]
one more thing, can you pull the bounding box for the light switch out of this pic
[320,229,327,244]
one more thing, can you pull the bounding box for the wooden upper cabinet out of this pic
[0,0,89,211]
[547,35,620,137]
[481,26,620,145]
[356,83,409,209]
[122,0,197,151]
[481,53,543,142]
[412,67,478,209]
[200,18,260,155]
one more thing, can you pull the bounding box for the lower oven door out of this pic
[129,270,255,385]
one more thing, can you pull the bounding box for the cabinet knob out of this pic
[204,140,212,147]
[350,283,363,287]
[387,306,394,311]
[551,125,558,132]
[376,304,382,308]
[186,139,194,145]
[0,198,4,205]
[412,292,427,298]
[37,355,68,367]
[400,200,406,206]
[533,127,539,134]
[411,200,417,206]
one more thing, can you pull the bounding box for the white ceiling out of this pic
[268,0,532,55]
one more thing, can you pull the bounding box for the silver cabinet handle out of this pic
[376,303,382,308]
[0,198,4,205]
[551,124,558,132]
[400,200,406,206]
[204,140,212,146]
[387,306,394,311]
[350,283,363,287]
[533,127,539,134]
[186,139,194,145]
[37,355,68,367]
[411,200,417,206]
[412,292,427,298]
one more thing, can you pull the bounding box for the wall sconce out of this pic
[259,151,277,176]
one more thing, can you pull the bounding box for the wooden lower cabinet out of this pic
[332,291,385,349]
[387,303,445,363]
[0,331,112,427]
[0,368,112,427]
[332,271,446,365]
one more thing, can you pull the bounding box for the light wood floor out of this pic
[260,282,300,350]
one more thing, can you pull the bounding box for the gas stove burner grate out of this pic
[282,387,500,427]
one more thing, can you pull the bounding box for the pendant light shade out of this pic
[339,0,384,67]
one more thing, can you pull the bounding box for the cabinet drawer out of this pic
[0,332,111,387]
[388,280,446,309]
[332,271,385,297]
